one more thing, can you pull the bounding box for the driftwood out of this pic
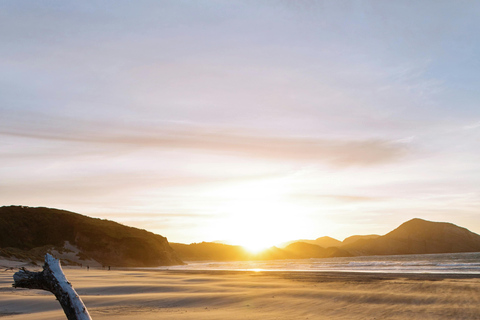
[12,254,92,320]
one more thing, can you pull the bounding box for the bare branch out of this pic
[13,254,92,320]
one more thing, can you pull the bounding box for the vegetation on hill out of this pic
[0,206,183,267]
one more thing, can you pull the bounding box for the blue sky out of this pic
[1,1,480,247]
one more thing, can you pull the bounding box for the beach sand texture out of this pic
[1,268,479,319]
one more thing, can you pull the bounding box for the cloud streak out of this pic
[1,119,408,167]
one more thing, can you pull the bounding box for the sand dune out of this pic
[1,267,479,319]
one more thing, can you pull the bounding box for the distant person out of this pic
[108,266,111,271]
[87,265,89,271]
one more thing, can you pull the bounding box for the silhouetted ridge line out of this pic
[173,218,480,261]
[0,206,183,267]
[343,218,480,256]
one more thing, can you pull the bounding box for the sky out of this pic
[1,1,480,250]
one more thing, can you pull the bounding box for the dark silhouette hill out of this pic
[342,234,380,245]
[284,242,352,259]
[313,236,343,248]
[170,242,252,261]
[173,219,480,261]
[0,206,183,267]
[281,236,342,248]
[170,242,294,261]
[343,218,480,256]
[170,241,351,261]
[255,246,295,260]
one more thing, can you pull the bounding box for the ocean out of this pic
[155,252,480,274]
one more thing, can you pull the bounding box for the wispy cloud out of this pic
[1,118,408,167]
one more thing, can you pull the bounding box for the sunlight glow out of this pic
[206,180,314,252]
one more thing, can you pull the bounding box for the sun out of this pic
[207,180,312,253]
[238,235,278,254]
[226,204,307,254]
[228,213,285,252]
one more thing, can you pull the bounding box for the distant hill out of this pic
[170,242,252,261]
[0,206,183,267]
[170,242,294,261]
[342,234,380,245]
[311,236,342,248]
[284,242,352,259]
[281,236,342,248]
[173,219,480,261]
[170,241,351,261]
[343,218,480,256]
[255,246,294,260]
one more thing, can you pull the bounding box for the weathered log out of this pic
[12,254,92,320]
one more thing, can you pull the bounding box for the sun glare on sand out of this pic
[208,180,313,253]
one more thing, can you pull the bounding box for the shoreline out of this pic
[4,255,480,281]
[4,256,480,281]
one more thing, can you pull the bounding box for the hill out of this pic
[171,219,480,261]
[342,234,380,245]
[312,236,343,248]
[0,206,183,267]
[170,242,295,261]
[281,236,342,248]
[343,218,480,256]
[170,242,252,261]
[284,242,352,259]
[170,241,351,261]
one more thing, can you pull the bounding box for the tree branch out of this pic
[13,254,92,320]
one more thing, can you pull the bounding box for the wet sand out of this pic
[1,266,479,319]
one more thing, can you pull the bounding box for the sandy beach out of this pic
[1,263,480,320]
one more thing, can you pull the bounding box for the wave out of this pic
[153,252,480,274]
